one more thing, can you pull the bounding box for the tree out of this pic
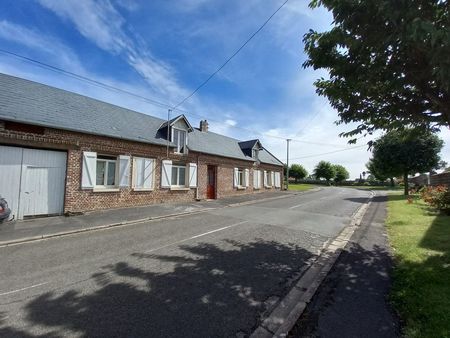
[366,158,396,186]
[333,164,349,184]
[369,129,443,195]
[314,161,336,185]
[303,0,450,140]
[289,164,308,183]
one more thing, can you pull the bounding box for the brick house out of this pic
[0,73,283,220]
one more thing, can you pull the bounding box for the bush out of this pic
[420,185,450,214]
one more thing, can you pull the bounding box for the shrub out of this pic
[420,185,450,214]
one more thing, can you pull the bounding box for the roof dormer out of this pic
[239,139,263,160]
[159,114,194,154]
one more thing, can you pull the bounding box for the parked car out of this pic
[0,195,11,223]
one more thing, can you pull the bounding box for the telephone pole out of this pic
[286,139,291,190]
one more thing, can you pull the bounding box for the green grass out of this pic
[349,185,403,191]
[287,183,315,191]
[387,193,450,337]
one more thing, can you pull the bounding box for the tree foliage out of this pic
[289,164,308,183]
[303,0,450,140]
[369,129,443,194]
[314,161,336,184]
[333,164,349,183]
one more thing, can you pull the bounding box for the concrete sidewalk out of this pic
[0,190,305,246]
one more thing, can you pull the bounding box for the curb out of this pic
[250,190,375,338]
[0,188,322,247]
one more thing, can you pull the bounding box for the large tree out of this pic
[303,0,450,140]
[290,164,308,183]
[314,161,336,184]
[369,129,443,195]
[333,164,349,184]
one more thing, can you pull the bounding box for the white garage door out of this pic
[0,146,67,220]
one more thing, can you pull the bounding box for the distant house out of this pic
[0,73,283,220]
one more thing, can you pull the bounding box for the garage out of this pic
[0,145,67,220]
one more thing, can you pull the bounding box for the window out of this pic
[96,155,117,187]
[252,148,259,160]
[265,170,272,187]
[133,157,155,190]
[234,168,249,188]
[161,160,197,189]
[237,169,244,186]
[171,163,187,187]
[173,128,187,154]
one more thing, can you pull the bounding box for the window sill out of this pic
[170,187,191,191]
[236,186,247,190]
[93,187,120,193]
[133,188,154,192]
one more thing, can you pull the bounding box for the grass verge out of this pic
[350,185,402,191]
[288,184,315,191]
[387,193,450,337]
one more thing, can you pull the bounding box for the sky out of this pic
[0,0,448,179]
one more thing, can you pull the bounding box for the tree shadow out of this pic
[1,239,316,337]
[291,242,400,338]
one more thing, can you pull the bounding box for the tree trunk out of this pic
[403,172,409,196]
[390,178,394,187]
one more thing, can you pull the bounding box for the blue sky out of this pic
[0,0,448,178]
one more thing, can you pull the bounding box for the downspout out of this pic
[196,153,200,201]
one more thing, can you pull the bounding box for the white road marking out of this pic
[0,282,48,296]
[144,220,249,253]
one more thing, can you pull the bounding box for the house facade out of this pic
[0,73,283,220]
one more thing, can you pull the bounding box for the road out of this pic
[0,187,370,337]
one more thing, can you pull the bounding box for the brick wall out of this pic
[0,121,283,214]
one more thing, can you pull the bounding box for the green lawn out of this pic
[287,183,316,191]
[349,185,403,191]
[387,194,450,337]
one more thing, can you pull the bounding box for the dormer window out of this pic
[252,148,259,160]
[172,128,187,154]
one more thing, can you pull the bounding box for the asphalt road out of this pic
[0,187,370,337]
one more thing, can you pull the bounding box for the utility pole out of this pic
[286,139,291,190]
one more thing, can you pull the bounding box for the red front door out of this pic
[207,165,216,199]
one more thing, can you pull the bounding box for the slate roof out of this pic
[0,73,283,166]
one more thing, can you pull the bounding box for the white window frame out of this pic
[172,127,188,154]
[95,156,118,188]
[171,163,187,187]
[237,169,245,187]
[132,157,155,191]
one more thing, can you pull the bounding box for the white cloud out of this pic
[0,20,85,73]
[37,0,188,103]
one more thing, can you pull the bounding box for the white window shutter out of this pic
[275,172,281,188]
[263,170,267,187]
[143,158,154,189]
[118,155,131,187]
[161,160,172,188]
[233,168,239,187]
[189,163,197,188]
[81,151,97,189]
[271,171,275,187]
[253,170,258,188]
[244,169,249,187]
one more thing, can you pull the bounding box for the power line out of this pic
[285,145,367,161]
[0,48,357,149]
[0,48,178,112]
[172,0,290,109]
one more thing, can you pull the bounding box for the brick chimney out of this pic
[200,120,209,132]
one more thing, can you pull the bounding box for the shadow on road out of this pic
[1,239,315,337]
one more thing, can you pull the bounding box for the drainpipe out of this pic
[196,153,200,200]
